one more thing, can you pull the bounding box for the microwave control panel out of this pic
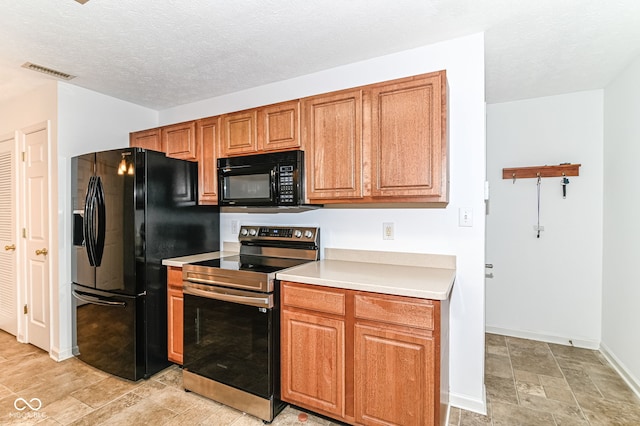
[278,165,297,204]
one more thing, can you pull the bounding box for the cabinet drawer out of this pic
[167,266,183,289]
[282,282,345,316]
[354,294,434,330]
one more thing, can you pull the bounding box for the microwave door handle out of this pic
[271,169,277,202]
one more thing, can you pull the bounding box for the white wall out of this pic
[486,91,604,348]
[602,55,640,395]
[0,82,57,135]
[0,82,59,349]
[161,33,488,412]
[55,83,157,358]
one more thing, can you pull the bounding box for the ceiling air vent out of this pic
[21,62,76,80]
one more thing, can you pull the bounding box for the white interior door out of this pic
[21,125,50,351]
[0,134,18,336]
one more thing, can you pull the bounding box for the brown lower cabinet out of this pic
[281,281,449,426]
[167,266,183,365]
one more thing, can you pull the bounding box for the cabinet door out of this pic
[197,117,220,204]
[130,128,163,152]
[258,100,301,152]
[162,121,198,161]
[167,287,184,364]
[281,308,346,419]
[167,267,183,365]
[221,110,258,157]
[303,89,363,201]
[355,324,435,426]
[369,72,447,201]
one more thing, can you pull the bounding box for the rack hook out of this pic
[512,173,516,184]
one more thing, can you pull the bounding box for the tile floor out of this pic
[0,330,638,425]
[449,334,640,426]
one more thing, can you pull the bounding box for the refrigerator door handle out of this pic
[83,176,97,266]
[94,176,106,266]
[72,289,127,307]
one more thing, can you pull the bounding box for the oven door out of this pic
[218,162,277,206]
[183,283,277,399]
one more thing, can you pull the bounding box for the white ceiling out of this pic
[1,0,640,110]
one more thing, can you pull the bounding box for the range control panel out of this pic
[238,226,318,243]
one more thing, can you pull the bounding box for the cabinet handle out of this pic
[35,248,48,256]
[485,263,493,269]
[4,244,15,251]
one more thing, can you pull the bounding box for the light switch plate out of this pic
[459,208,473,227]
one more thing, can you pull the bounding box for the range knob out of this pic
[304,230,314,239]
[293,230,302,238]
[249,228,257,236]
[240,228,249,236]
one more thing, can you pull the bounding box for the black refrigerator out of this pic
[71,148,219,381]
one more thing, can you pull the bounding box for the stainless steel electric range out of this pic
[181,225,320,422]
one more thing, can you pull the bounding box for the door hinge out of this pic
[22,228,26,238]
[23,304,28,315]
[22,152,25,162]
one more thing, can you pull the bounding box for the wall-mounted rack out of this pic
[502,163,581,182]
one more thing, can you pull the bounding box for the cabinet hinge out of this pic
[22,152,25,162]
[22,228,26,238]
[23,304,28,315]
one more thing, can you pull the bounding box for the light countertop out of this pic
[162,242,240,267]
[277,249,455,300]
[163,246,455,300]
[162,251,224,267]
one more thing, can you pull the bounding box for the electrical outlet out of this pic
[231,220,239,234]
[383,222,394,240]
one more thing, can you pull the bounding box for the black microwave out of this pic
[217,150,305,206]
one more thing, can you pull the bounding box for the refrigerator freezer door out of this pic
[72,285,142,381]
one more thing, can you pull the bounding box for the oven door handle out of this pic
[183,285,273,308]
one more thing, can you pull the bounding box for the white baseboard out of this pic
[449,385,487,415]
[49,346,74,362]
[599,343,640,400]
[485,326,600,350]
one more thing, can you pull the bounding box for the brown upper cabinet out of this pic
[258,100,301,152]
[130,121,198,161]
[304,70,448,205]
[161,121,198,161]
[130,128,163,152]
[220,100,301,157]
[369,73,447,200]
[197,116,221,205]
[221,109,258,157]
[129,70,448,206]
[303,89,364,201]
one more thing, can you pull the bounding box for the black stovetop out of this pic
[189,254,311,274]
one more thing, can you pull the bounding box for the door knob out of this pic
[4,244,15,251]
[35,248,48,256]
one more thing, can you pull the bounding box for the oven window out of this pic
[183,294,274,398]
[223,174,271,199]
